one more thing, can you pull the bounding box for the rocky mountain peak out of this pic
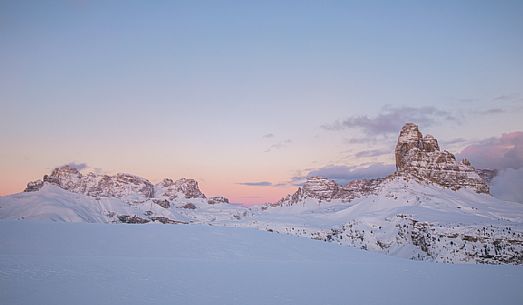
[174,178,206,199]
[395,123,440,170]
[395,123,489,193]
[155,178,206,200]
[25,166,155,202]
[302,177,340,199]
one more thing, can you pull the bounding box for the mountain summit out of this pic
[395,123,488,193]
[278,123,489,206]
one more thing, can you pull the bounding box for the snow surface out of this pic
[1,221,522,305]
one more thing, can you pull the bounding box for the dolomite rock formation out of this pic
[395,123,489,193]
[25,165,155,202]
[276,176,384,206]
[277,122,490,206]
[24,166,209,203]
[155,178,206,199]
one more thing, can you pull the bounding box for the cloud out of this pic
[440,138,467,145]
[63,162,89,170]
[265,139,292,152]
[493,94,516,102]
[474,108,505,115]
[292,163,396,186]
[262,133,275,138]
[237,181,273,187]
[322,105,456,136]
[457,131,523,170]
[457,98,479,103]
[354,149,391,158]
[490,168,523,204]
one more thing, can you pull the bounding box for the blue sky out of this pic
[1,1,522,203]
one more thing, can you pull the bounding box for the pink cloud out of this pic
[457,131,523,170]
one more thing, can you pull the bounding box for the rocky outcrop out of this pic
[117,215,150,224]
[24,180,44,192]
[276,177,384,206]
[152,199,171,209]
[155,178,206,200]
[182,203,196,209]
[476,169,498,184]
[395,123,489,193]
[207,196,230,205]
[149,217,188,224]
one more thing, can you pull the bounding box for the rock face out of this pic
[25,166,155,202]
[476,169,498,184]
[207,196,230,205]
[24,180,44,192]
[23,166,212,204]
[300,177,340,200]
[117,215,150,224]
[395,123,489,193]
[277,177,383,206]
[155,178,206,200]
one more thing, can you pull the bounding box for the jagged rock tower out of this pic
[395,123,489,193]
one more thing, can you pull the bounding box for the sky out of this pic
[1,0,522,204]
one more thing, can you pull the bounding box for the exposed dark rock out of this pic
[24,180,44,192]
[152,199,171,209]
[476,169,498,184]
[117,215,150,224]
[182,203,196,209]
[207,196,230,204]
[149,217,188,224]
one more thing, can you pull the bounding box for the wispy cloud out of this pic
[457,98,479,103]
[354,149,391,158]
[474,108,505,115]
[237,181,273,187]
[440,138,467,145]
[265,139,292,152]
[493,94,517,102]
[322,105,456,136]
[262,133,275,138]
[289,163,396,186]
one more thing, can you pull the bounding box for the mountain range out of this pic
[1,123,522,264]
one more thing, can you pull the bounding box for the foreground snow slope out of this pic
[1,221,522,305]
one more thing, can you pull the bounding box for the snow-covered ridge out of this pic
[1,122,522,264]
[25,165,210,203]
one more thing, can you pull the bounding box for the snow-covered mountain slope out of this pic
[1,221,522,305]
[0,183,247,225]
[260,123,523,264]
[243,175,523,264]
[1,123,522,264]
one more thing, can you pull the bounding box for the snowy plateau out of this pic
[1,221,522,305]
[1,123,523,304]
